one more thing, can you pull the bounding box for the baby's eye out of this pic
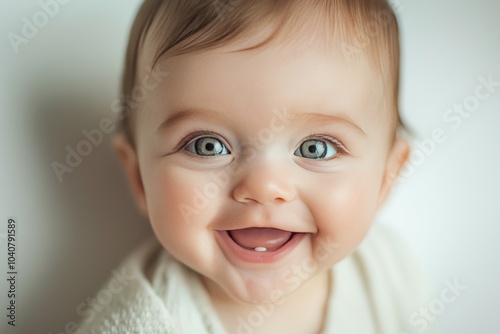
[185,136,230,156]
[294,139,338,160]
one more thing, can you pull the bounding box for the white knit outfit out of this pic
[77,224,432,334]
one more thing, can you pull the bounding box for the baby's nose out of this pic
[231,157,297,205]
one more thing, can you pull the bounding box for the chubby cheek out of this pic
[305,170,381,265]
[143,163,222,270]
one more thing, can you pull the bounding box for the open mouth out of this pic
[228,228,293,252]
[216,227,305,263]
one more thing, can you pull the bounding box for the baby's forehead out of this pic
[139,15,382,89]
[141,40,389,138]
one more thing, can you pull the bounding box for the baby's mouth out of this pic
[228,228,293,252]
[217,227,306,263]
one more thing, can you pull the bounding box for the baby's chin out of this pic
[204,268,319,306]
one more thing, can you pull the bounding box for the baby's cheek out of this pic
[146,166,219,260]
[307,174,379,257]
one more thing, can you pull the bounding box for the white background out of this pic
[0,0,498,333]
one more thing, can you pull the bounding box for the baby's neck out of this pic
[206,270,332,334]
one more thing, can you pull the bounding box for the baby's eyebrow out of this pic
[290,112,366,136]
[156,108,226,134]
[157,108,366,136]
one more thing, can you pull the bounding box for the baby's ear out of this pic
[113,135,148,216]
[377,138,410,209]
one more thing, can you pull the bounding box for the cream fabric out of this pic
[77,224,432,334]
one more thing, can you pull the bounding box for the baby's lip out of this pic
[213,206,315,234]
[216,220,314,235]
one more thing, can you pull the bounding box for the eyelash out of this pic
[177,131,230,153]
[302,134,347,151]
[177,132,348,156]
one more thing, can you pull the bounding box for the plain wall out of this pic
[0,0,498,333]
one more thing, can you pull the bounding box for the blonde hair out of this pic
[119,0,403,145]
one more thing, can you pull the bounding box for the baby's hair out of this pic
[119,0,404,146]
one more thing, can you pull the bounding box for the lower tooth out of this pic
[254,247,267,252]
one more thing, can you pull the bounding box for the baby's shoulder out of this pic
[349,223,432,333]
[354,223,429,295]
[76,239,176,333]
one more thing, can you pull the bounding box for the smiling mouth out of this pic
[228,228,293,252]
[216,227,306,263]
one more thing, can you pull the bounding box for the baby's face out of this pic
[119,35,407,304]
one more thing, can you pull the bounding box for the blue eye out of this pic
[294,139,337,160]
[186,136,229,156]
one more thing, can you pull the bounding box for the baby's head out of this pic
[115,0,410,304]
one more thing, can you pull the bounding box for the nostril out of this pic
[231,166,297,204]
[235,190,295,205]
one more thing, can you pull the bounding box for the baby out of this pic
[78,0,431,333]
